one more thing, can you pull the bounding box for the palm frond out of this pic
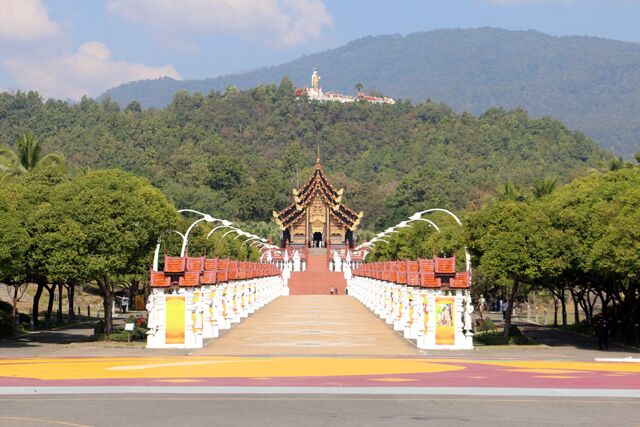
[15,132,42,171]
[0,145,25,175]
[33,152,68,174]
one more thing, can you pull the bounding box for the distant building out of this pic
[294,68,395,105]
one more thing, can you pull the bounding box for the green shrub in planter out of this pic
[509,325,522,336]
[474,330,532,345]
[0,311,15,338]
[483,317,496,331]
[93,320,105,335]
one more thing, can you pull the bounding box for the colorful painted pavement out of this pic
[1,356,639,393]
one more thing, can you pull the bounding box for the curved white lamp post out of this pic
[410,209,470,273]
[406,217,440,232]
[221,228,242,239]
[177,209,224,257]
[206,221,234,238]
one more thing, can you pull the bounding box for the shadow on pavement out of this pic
[0,322,96,348]
[516,321,639,353]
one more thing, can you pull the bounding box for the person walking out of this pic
[597,316,609,351]
[501,299,509,321]
[478,295,487,315]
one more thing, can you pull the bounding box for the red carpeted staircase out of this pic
[288,249,347,295]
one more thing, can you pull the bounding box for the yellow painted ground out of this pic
[0,357,462,380]
[1,357,639,381]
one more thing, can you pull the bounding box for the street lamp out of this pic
[410,209,470,273]
[206,221,234,238]
[176,209,223,257]
[406,217,440,232]
[221,228,242,239]
[240,235,260,248]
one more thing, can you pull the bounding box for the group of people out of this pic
[329,286,340,295]
[476,294,511,320]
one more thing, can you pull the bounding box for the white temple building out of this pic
[294,68,395,105]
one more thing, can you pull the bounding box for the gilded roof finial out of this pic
[316,143,321,165]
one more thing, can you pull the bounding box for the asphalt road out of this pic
[0,394,638,427]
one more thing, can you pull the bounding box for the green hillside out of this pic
[0,85,611,229]
[100,28,640,157]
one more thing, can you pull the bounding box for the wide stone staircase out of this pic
[288,248,347,295]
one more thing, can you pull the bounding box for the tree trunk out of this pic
[561,288,567,326]
[11,284,19,331]
[553,298,558,327]
[57,282,63,323]
[32,282,45,328]
[45,283,56,323]
[571,291,580,324]
[99,280,114,334]
[67,284,75,321]
[503,279,520,338]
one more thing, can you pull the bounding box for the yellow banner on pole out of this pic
[165,296,185,345]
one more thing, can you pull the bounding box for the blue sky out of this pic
[0,0,638,100]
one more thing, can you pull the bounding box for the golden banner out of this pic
[165,296,185,345]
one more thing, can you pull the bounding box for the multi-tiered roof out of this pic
[273,157,363,231]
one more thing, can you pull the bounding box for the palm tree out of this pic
[497,180,527,202]
[532,177,557,199]
[0,132,67,181]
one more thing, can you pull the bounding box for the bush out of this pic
[0,300,12,314]
[508,325,522,336]
[92,332,131,342]
[93,320,105,335]
[477,317,496,332]
[0,310,15,338]
[474,330,531,345]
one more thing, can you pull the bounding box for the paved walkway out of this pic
[194,296,420,356]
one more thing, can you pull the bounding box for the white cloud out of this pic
[0,0,60,42]
[3,41,180,100]
[106,0,333,47]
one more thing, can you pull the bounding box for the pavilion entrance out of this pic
[312,232,323,248]
[273,155,363,251]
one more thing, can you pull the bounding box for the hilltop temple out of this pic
[273,155,363,249]
[294,68,395,104]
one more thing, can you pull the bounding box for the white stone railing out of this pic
[146,275,286,349]
[347,276,473,350]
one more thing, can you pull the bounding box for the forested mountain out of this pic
[100,28,640,157]
[0,85,610,229]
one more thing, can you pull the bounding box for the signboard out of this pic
[124,323,134,332]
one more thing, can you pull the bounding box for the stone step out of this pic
[289,253,346,295]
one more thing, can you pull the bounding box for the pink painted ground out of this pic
[1,361,637,389]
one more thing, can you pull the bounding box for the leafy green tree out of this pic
[12,171,68,326]
[0,132,67,180]
[466,201,567,337]
[50,170,179,333]
[609,157,624,171]
[206,155,247,192]
[0,184,29,328]
[125,100,142,113]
